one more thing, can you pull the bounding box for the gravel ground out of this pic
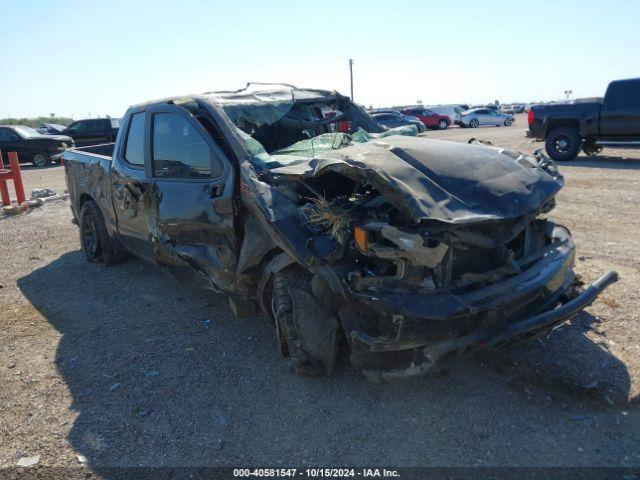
[1,114,639,474]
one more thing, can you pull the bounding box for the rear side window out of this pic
[0,128,14,141]
[152,113,220,179]
[605,80,640,109]
[96,119,110,130]
[124,113,145,166]
[68,121,88,133]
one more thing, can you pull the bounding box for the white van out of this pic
[426,105,465,124]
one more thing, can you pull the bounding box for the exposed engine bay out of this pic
[200,85,618,380]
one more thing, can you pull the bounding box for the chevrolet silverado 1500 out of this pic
[63,84,617,380]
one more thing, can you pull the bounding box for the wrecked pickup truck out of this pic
[63,84,618,381]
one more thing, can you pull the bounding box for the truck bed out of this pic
[67,143,115,159]
[63,143,115,223]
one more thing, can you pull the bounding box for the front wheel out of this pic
[437,119,448,130]
[32,152,51,168]
[270,267,331,377]
[469,118,479,128]
[504,118,513,126]
[583,141,603,156]
[545,126,581,161]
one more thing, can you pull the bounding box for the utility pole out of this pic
[349,58,354,101]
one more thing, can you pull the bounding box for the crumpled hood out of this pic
[271,136,563,224]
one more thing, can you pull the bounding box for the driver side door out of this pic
[144,104,238,291]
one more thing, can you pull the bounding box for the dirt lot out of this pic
[1,114,639,473]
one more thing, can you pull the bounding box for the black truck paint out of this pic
[528,78,640,160]
[63,85,617,380]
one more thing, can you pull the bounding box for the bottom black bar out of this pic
[0,467,638,480]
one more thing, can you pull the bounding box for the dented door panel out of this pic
[144,104,238,292]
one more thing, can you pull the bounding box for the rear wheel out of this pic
[504,118,513,126]
[32,152,51,168]
[545,126,581,161]
[270,267,325,376]
[79,200,119,264]
[469,118,479,128]
[437,119,448,130]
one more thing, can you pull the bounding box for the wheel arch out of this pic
[546,119,581,137]
[256,251,298,318]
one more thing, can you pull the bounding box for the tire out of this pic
[32,152,51,168]
[545,126,581,161]
[469,118,479,128]
[79,200,119,264]
[270,267,325,377]
[504,118,513,126]
[582,141,603,156]
[437,119,448,130]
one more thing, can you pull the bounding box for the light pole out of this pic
[349,58,354,101]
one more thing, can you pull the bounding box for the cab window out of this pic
[152,113,221,179]
[124,113,145,166]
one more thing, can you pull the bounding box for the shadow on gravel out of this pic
[17,252,632,469]
[558,156,640,170]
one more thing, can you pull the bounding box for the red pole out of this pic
[0,151,10,206]
[8,151,26,205]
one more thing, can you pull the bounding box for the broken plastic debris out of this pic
[31,188,56,199]
[77,455,87,464]
[16,455,40,467]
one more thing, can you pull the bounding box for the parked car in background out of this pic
[62,118,120,146]
[401,107,450,129]
[501,105,515,114]
[426,105,465,125]
[512,104,526,113]
[458,108,515,128]
[0,125,74,167]
[371,110,426,133]
[528,78,640,160]
[37,123,68,135]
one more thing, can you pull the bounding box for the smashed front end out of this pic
[203,86,618,379]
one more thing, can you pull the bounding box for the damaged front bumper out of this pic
[343,226,618,381]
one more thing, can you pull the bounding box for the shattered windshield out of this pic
[207,86,420,170]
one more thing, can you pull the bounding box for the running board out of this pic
[596,140,640,147]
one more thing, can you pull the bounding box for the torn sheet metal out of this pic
[270,136,563,225]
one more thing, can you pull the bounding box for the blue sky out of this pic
[1,0,639,118]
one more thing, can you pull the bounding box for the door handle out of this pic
[209,183,224,198]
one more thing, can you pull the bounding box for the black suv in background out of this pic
[528,78,640,160]
[63,118,120,146]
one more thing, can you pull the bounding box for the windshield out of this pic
[13,126,41,138]
[206,87,423,171]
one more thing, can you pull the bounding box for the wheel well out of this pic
[547,120,580,135]
[79,193,94,210]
